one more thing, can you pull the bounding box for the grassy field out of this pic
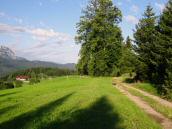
[0,76,162,129]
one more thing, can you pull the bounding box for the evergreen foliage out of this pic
[0,81,14,90]
[155,0,172,97]
[134,1,172,98]
[76,0,123,76]
[14,80,23,88]
[29,71,40,85]
[119,36,137,75]
[134,5,157,81]
[126,36,132,48]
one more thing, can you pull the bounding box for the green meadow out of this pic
[0,76,161,129]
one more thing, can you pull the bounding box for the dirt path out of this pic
[113,79,172,129]
[125,83,172,108]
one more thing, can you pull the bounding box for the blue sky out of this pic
[0,0,168,63]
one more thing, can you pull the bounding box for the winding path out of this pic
[125,83,172,108]
[113,78,172,129]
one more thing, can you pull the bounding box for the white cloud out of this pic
[124,15,138,24]
[0,23,26,33]
[0,23,71,42]
[15,40,80,63]
[131,5,139,13]
[0,23,79,63]
[30,29,57,38]
[155,3,165,12]
[29,28,71,42]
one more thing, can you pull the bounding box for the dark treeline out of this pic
[76,0,172,98]
[134,1,172,98]
[1,67,75,80]
[0,67,75,90]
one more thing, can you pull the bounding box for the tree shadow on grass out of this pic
[0,92,74,129]
[39,96,124,129]
[0,92,19,98]
[0,105,18,116]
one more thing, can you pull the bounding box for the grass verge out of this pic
[133,83,159,96]
[127,87,172,120]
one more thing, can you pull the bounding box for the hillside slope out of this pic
[0,46,75,77]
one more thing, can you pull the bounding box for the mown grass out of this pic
[133,83,159,96]
[127,88,172,120]
[121,74,159,97]
[0,76,162,129]
[122,76,159,97]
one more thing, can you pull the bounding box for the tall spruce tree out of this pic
[119,36,137,75]
[155,0,172,96]
[76,0,123,76]
[134,5,157,81]
[126,36,132,48]
[75,0,99,75]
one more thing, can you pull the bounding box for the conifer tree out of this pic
[134,5,157,81]
[75,0,99,75]
[76,0,123,76]
[155,0,172,96]
[119,36,137,75]
[126,36,132,48]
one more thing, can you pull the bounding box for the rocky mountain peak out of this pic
[0,45,16,59]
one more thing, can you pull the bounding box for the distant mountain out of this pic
[0,46,16,59]
[0,46,75,77]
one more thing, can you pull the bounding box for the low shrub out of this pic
[29,78,40,85]
[3,82,15,89]
[15,80,23,88]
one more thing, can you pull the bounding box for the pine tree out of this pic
[30,71,40,85]
[75,0,99,75]
[155,0,172,96]
[125,36,132,48]
[134,5,157,81]
[119,36,137,75]
[76,0,123,76]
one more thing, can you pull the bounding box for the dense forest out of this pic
[76,0,172,98]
